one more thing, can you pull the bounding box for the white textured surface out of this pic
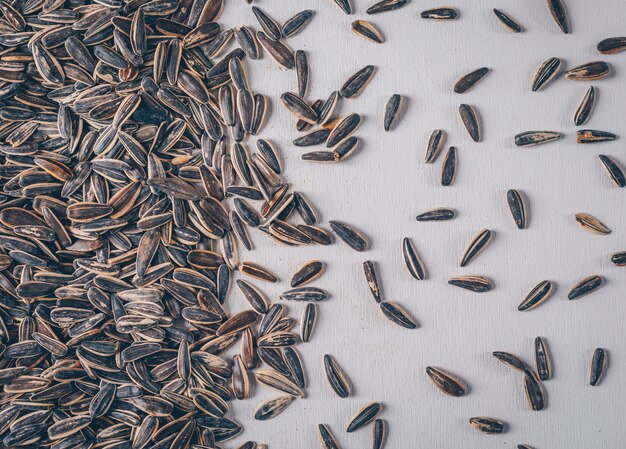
[222,1,626,447]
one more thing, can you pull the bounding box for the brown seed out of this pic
[575,213,611,235]
[426,366,467,396]
[459,104,481,142]
[351,20,385,43]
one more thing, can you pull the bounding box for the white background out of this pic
[218,1,626,447]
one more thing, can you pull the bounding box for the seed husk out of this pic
[333,0,352,14]
[329,220,369,251]
[291,261,325,287]
[565,62,610,80]
[523,370,545,411]
[567,275,603,300]
[363,260,383,303]
[532,57,561,91]
[346,402,382,432]
[590,348,607,386]
[425,129,446,163]
[324,354,351,398]
[576,130,617,143]
[459,104,480,142]
[575,213,611,235]
[281,92,318,124]
[379,301,418,329]
[574,86,596,126]
[367,0,408,14]
[507,189,528,229]
[441,146,457,186]
[281,287,328,302]
[493,351,531,372]
[296,50,309,97]
[326,113,361,148]
[598,37,626,54]
[598,155,626,187]
[283,10,315,38]
[301,303,317,343]
[236,280,269,314]
[535,337,552,381]
[460,229,493,267]
[256,370,304,398]
[546,0,569,34]
[514,131,562,147]
[454,67,490,93]
[240,261,279,283]
[318,424,341,449]
[610,251,626,266]
[518,280,554,311]
[426,366,467,397]
[254,396,295,420]
[493,9,522,32]
[469,417,507,434]
[294,129,332,147]
[371,419,386,449]
[448,276,493,292]
[340,65,376,98]
[402,237,427,280]
[421,8,458,19]
[352,20,384,43]
[416,208,456,221]
[383,94,403,131]
[252,6,282,40]
[258,31,295,69]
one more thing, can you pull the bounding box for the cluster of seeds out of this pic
[0,0,622,447]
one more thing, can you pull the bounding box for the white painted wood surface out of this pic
[221,1,626,447]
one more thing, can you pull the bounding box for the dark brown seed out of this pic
[256,370,304,398]
[567,275,603,300]
[421,8,458,20]
[352,20,384,43]
[518,280,554,311]
[514,131,562,147]
[460,229,493,267]
[281,286,328,302]
[574,86,596,125]
[346,402,382,432]
[469,417,507,434]
[598,37,626,54]
[523,371,545,411]
[294,129,332,147]
[448,276,493,292]
[291,261,324,287]
[296,50,309,97]
[402,237,426,280]
[532,57,561,91]
[416,208,456,221]
[575,213,611,235]
[240,261,279,283]
[383,94,403,131]
[254,396,294,420]
[493,9,522,33]
[454,67,489,93]
[301,303,317,343]
[252,6,282,40]
[565,62,610,80]
[283,10,315,37]
[535,337,552,381]
[426,366,467,396]
[599,155,626,187]
[324,354,351,398]
[576,130,617,143]
[367,0,408,14]
[333,0,352,14]
[236,280,269,314]
[590,348,607,386]
[340,65,376,98]
[507,189,528,229]
[493,351,531,372]
[327,113,361,148]
[610,251,626,266]
[546,0,570,34]
[372,419,386,449]
[318,424,341,449]
[257,31,295,69]
[281,92,318,123]
[329,220,369,251]
[425,129,446,163]
[363,260,383,303]
[379,302,417,329]
[459,104,481,142]
[441,146,457,186]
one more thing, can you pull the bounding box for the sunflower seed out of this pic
[598,155,626,187]
[367,0,408,14]
[291,261,325,287]
[597,37,626,54]
[590,348,607,386]
[324,354,351,398]
[347,402,382,432]
[448,276,493,292]
[460,229,493,267]
[254,396,295,420]
[518,281,554,311]
[352,20,384,43]
[327,113,360,148]
[567,275,603,300]
[281,287,328,302]
[333,0,352,14]
[532,57,561,91]
[340,65,376,98]
[493,351,531,372]
[296,50,309,97]
[281,92,318,123]
[574,86,596,125]
[256,370,304,398]
[493,9,522,32]
[426,366,467,396]
[507,189,528,229]
[514,131,562,147]
[575,213,611,235]
[565,62,610,80]
[301,303,318,343]
[535,337,552,381]
[421,8,458,20]
[441,146,457,186]
[523,370,545,411]
[283,10,315,37]
[546,0,569,33]
[459,104,480,142]
[576,129,617,143]
[379,302,418,329]
[425,129,446,163]
[416,208,456,221]
[363,260,383,302]
[258,31,295,69]
[383,94,403,131]
[329,220,369,251]
[454,67,489,93]
[318,424,341,449]
[610,251,626,266]
[469,417,507,434]
[402,237,427,280]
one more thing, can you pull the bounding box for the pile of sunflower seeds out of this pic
[0,0,623,447]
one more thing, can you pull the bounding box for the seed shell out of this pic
[329,220,369,251]
[254,396,295,420]
[363,260,383,303]
[324,354,351,398]
[366,0,408,14]
[598,37,626,54]
[514,131,562,147]
[469,417,507,434]
[379,302,418,329]
[425,129,446,163]
[346,402,382,432]
[576,130,617,143]
[318,424,341,449]
[493,351,530,372]
[575,213,611,235]
[340,65,376,98]
[532,57,561,91]
[546,0,569,34]
[416,208,456,221]
[426,366,467,397]
[448,276,493,292]
[574,86,596,126]
[441,146,457,186]
[535,337,552,381]
[460,229,493,267]
[565,62,610,80]
[590,348,607,386]
[459,104,480,142]
[383,94,403,131]
[352,20,384,43]
[493,9,522,33]
[567,275,603,300]
[301,303,317,342]
[291,261,325,287]
[523,370,545,411]
[598,155,626,187]
[507,189,528,229]
[518,280,554,311]
[421,8,458,20]
[402,237,426,280]
[454,67,490,93]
